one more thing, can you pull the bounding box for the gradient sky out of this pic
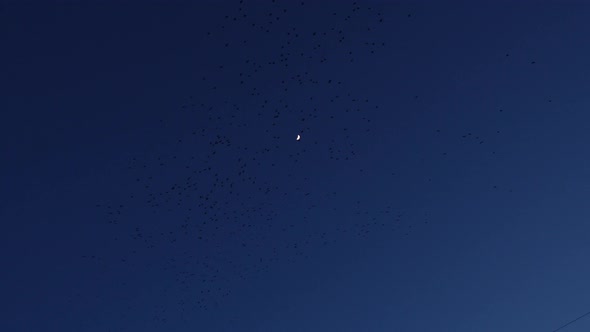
[2,1,590,331]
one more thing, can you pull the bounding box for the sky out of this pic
[2,1,590,331]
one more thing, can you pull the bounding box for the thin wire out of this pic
[552,310,590,332]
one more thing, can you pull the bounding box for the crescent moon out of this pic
[296,134,301,141]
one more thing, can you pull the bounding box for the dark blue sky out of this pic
[2,1,590,331]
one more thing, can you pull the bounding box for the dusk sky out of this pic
[2,1,590,331]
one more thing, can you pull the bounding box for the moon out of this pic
[296,134,301,141]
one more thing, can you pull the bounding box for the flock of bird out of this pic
[82,1,534,326]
